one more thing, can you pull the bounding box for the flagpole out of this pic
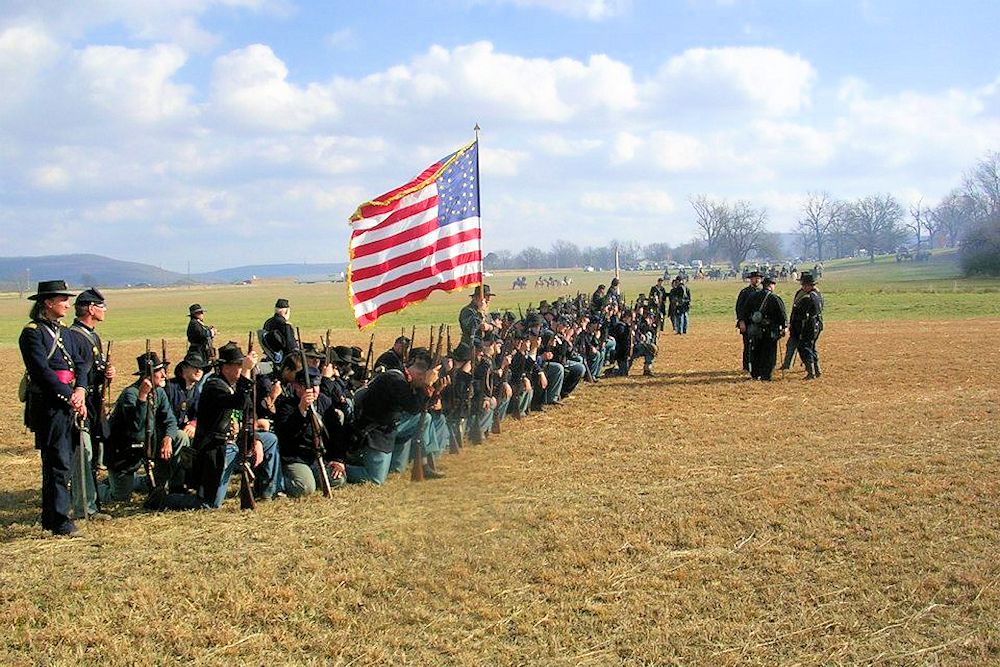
[474,123,483,285]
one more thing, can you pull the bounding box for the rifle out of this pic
[428,325,435,357]
[100,340,113,418]
[363,332,375,381]
[517,304,523,322]
[161,338,170,375]
[75,414,89,521]
[297,328,333,498]
[434,324,445,363]
[446,325,453,356]
[239,332,257,510]
[409,325,416,359]
[325,329,332,368]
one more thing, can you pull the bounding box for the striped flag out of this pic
[348,140,483,329]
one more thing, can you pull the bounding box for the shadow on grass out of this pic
[0,488,43,540]
[588,368,749,389]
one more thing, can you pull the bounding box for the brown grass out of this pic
[1,320,998,665]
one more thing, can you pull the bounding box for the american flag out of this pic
[348,140,482,329]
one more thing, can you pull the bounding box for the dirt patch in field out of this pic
[0,320,998,665]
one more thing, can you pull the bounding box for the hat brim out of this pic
[133,363,167,376]
[29,290,76,301]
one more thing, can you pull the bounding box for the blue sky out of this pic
[1,0,998,271]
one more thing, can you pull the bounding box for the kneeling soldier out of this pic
[274,366,347,497]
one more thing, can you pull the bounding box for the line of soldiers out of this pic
[19,280,667,535]
[735,270,824,381]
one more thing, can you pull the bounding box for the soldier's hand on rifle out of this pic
[329,461,346,480]
[252,438,264,467]
[241,350,258,376]
[183,421,197,438]
[105,364,116,380]
[738,321,747,334]
[159,437,172,460]
[138,378,153,402]
[299,387,316,413]
[321,363,335,378]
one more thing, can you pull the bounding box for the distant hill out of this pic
[201,262,348,283]
[0,254,188,292]
[0,254,349,292]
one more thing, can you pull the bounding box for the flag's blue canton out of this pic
[437,142,479,227]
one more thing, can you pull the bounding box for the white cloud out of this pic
[481,147,529,177]
[485,0,630,20]
[648,131,705,172]
[649,46,816,116]
[334,42,638,124]
[0,0,288,51]
[210,44,338,132]
[535,133,603,156]
[0,24,61,113]
[581,187,675,214]
[75,44,194,124]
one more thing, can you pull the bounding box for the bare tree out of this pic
[690,195,727,260]
[848,194,906,262]
[517,246,547,269]
[550,240,581,269]
[906,198,933,251]
[963,151,1000,222]
[719,200,767,269]
[932,189,973,247]
[797,192,836,261]
[644,242,672,262]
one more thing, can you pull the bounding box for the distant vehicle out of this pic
[691,260,704,268]
[584,266,595,272]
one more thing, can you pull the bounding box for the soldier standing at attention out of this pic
[65,288,115,520]
[459,284,497,346]
[735,270,762,373]
[19,280,89,536]
[186,304,216,362]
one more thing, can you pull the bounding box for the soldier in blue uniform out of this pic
[65,288,116,520]
[18,280,90,536]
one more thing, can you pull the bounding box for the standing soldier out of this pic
[779,280,808,372]
[670,276,692,334]
[648,278,668,332]
[65,288,115,520]
[459,285,497,346]
[186,304,216,362]
[19,280,89,536]
[789,272,824,379]
[262,298,297,362]
[735,270,763,373]
[746,277,787,381]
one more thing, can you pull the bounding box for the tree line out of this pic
[485,151,1000,276]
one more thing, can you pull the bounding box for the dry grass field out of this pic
[1,267,999,665]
